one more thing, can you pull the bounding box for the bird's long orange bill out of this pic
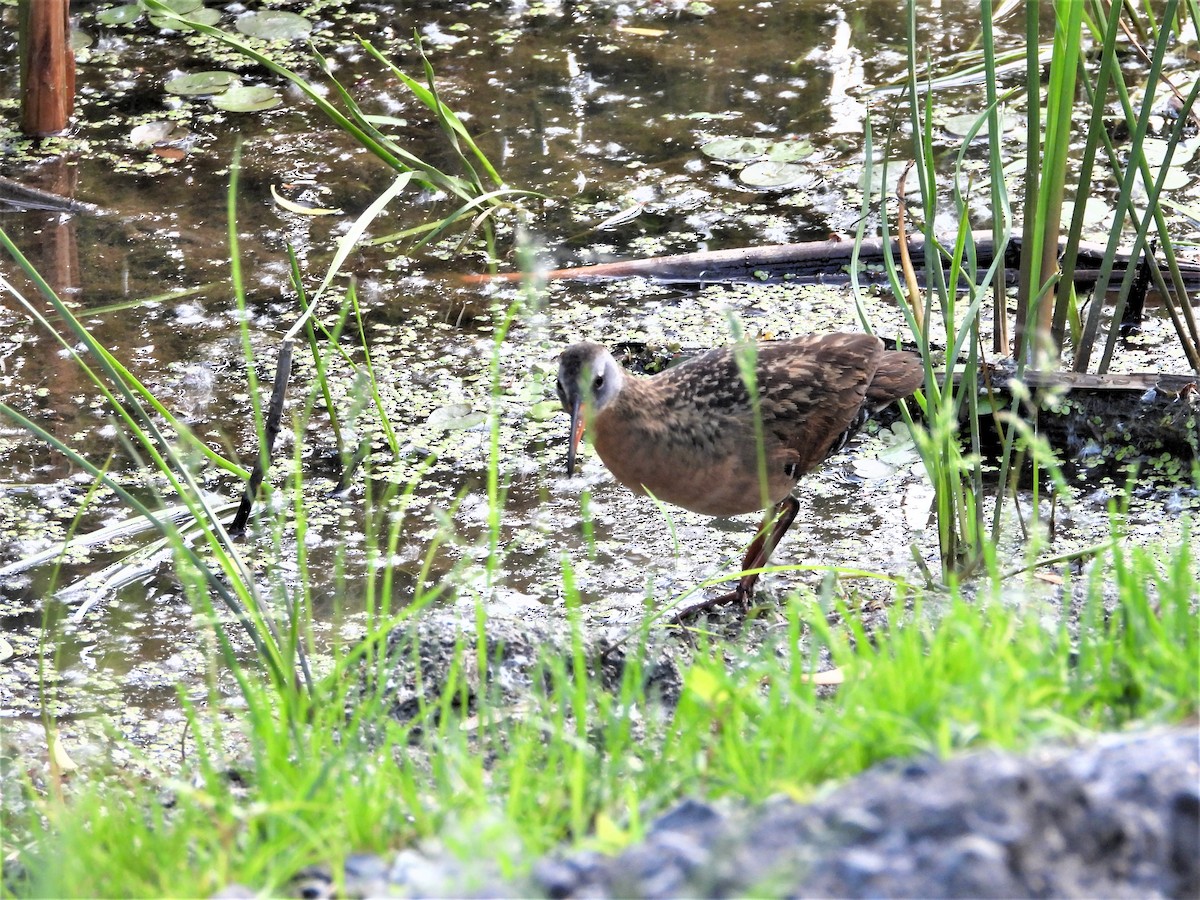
[566,397,585,475]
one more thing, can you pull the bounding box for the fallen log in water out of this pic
[464,232,1200,292]
[0,175,103,214]
[983,364,1199,460]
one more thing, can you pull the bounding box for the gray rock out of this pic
[522,728,1199,898]
[265,728,1198,899]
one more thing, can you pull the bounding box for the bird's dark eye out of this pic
[592,374,604,393]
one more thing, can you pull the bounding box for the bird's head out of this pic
[556,342,624,476]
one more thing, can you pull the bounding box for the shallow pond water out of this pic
[1,0,1198,747]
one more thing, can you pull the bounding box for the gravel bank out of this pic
[241,726,1197,898]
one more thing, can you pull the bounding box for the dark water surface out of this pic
[0,1,1196,729]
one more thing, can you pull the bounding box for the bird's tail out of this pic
[866,350,924,408]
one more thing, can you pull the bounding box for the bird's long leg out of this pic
[669,496,801,622]
[732,495,800,604]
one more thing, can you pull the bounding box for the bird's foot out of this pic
[666,582,756,625]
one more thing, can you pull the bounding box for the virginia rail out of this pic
[556,333,923,613]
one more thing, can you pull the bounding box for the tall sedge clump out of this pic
[870,0,1197,582]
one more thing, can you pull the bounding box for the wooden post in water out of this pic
[19,0,75,135]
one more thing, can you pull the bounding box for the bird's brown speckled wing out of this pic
[752,334,885,473]
[642,334,881,474]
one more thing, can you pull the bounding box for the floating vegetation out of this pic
[162,70,236,96]
[128,119,188,147]
[149,6,222,30]
[700,137,772,161]
[941,110,1019,138]
[234,10,314,42]
[210,84,282,112]
[699,136,817,188]
[94,4,144,26]
[738,160,811,190]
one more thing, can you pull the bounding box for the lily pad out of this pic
[1061,197,1112,230]
[139,0,202,13]
[165,71,235,96]
[211,86,282,112]
[71,30,94,50]
[1140,138,1173,167]
[528,399,562,421]
[236,10,313,41]
[149,7,221,30]
[130,121,188,147]
[1132,139,1194,191]
[1148,165,1192,191]
[945,112,1012,138]
[96,5,142,26]
[766,139,814,162]
[700,137,770,161]
[427,404,486,431]
[739,160,807,189]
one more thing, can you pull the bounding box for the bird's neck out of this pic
[592,373,677,447]
[598,370,649,418]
